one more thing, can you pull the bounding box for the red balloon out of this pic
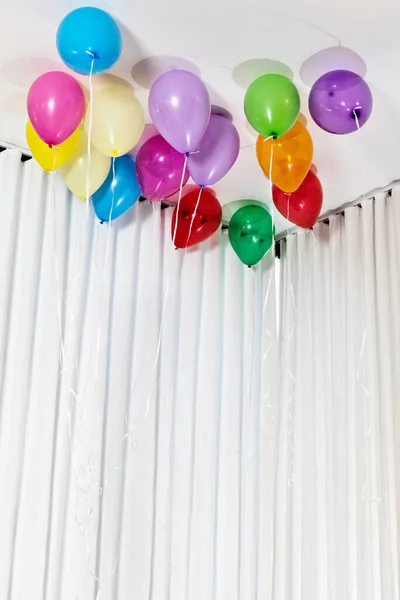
[171,187,222,248]
[272,170,323,228]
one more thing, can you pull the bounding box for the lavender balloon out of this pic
[136,134,189,202]
[309,70,373,134]
[188,114,240,187]
[149,69,211,154]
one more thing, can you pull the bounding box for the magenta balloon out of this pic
[27,71,85,145]
[148,69,211,154]
[187,115,240,187]
[135,134,189,202]
[308,70,373,135]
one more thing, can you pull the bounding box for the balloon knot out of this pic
[100,220,104,225]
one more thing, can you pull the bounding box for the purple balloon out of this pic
[188,115,240,187]
[149,69,211,154]
[135,134,189,202]
[309,70,373,135]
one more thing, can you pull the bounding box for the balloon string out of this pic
[353,106,377,502]
[262,133,276,210]
[143,156,188,420]
[52,144,57,173]
[353,108,361,134]
[51,149,67,368]
[267,10,342,46]
[269,141,274,203]
[186,186,203,247]
[172,154,188,247]
[174,185,203,328]
[268,140,278,225]
[104,156,116,279]
[85,53,95,216]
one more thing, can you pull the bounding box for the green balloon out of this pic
[229,204,274,266]
[244,74,300,138]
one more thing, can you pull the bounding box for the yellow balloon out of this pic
[59,130,111,198]
[84,87,144,157]
[26,121,80,172]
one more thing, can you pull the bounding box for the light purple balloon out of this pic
[135,134,189,202]
[148,69,211,155]
[188,115,240,187]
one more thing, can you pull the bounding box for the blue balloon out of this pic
[56,7,122,75]
[92,156,141,222]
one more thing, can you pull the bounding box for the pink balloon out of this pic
[135,134,189,202]
[27,71,85,145]
[188,114,240,187]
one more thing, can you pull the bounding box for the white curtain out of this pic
[0,150,278,600]
[277,190,400,598]
[2,147,399,600]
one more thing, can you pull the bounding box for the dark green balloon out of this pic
[244,74,300,138]
[228,204,274,266]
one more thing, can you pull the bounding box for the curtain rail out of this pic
[275,179,400,242]
[2,139,398,253]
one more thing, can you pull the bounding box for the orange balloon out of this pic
[256,120,313,193]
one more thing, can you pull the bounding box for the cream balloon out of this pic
[60,130,111,198]
[84,87,145,157]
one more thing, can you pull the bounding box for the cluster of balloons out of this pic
[245,67,372,230]
[25,7,245,256]
[26,7,144,221]
[136,68,242,249]
[25,6,373,266]
[244,73,322,229]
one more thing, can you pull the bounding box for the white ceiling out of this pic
[0,0,399,231]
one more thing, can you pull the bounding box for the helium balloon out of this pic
[84,86,144,157]
[222,199,266,223]
[26,120,80,172]
[171,187,222,248]
[136,135,189,202]
[272,170,323,228]
[60,130,111,198]
[228,204,274,266]
[256,120,313,193]
[308,70,373,134]
[149,69,211,154]
[56,7,122,75]
[187,114,240,187]
[92,156,141,222]
[244,74,300,138]
[27,71,85,146]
